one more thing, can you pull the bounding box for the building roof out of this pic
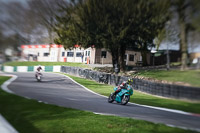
[21,44,82,49]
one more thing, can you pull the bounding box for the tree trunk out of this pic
[180,22,188,70]
[141,51,148,66]
[48,28,52,55]
[111,48,119,72]
[118,45,126,72]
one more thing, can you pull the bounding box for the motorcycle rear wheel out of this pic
[108,93,114,103]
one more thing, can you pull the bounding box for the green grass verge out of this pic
[64,74,200,114]
[0,76,195,133]
[3,61,90,68]
[134,70,200,87]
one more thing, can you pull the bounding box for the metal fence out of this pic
[61,66,200,101]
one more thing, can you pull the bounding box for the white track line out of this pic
[54,73,107,98]
[0,74,18,94]
[0,73,18,133]
[128,102,192,115]
[0,114,18,133]
[166,124,200,132]
[57,73,200,132]
[56,73,199,116]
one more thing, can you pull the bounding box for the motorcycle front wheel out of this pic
[108,93,114,103]
[121,95,130,105]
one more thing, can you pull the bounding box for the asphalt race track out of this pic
[6,72,200,132]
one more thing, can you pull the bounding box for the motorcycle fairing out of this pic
[116,89,128,103]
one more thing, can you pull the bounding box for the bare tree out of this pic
[27,0,66,44]
[173,0,200,70]
[0,2,27,34]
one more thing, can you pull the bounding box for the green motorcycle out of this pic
[108,85,133,105]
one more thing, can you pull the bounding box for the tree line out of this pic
[54,0,200,72]
[1,0,200,72]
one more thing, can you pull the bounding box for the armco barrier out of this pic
[2,66,61,72]
[61,66,200,101]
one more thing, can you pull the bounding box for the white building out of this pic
[21,44,94,64]
[21,44,147,66]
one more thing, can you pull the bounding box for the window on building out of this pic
[43,52,49,57]
[85,51,90,56]
[38,52,40,56]
[124,54,127,61]
[62,52,65,57]
[67,52,74,57]
[129,54,134,61]
[76,52,82,57]
[101,51,107,58]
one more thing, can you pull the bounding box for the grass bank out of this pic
[64,74,200,114]
[0,76,194,133]
[3,61,90,68]
[134,70,200,87]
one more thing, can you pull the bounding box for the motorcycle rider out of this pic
[35,65,43,77]
[114,79,133,95]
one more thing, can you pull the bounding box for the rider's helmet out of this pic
[37,65,42,71]
[127,79,133,85]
